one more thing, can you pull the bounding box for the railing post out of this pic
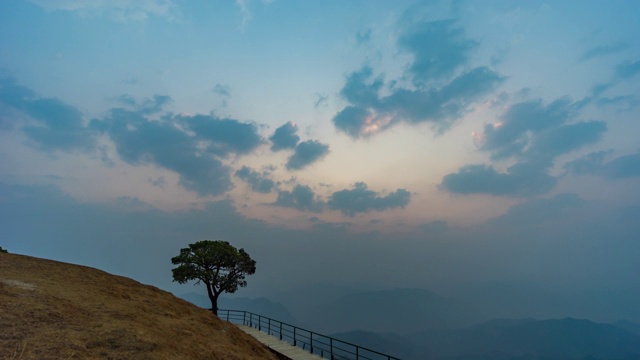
[293,327,296,346]
[330,337,333,360]
[310,332,313,354]
[268,318,271,336]
[279,322,282,340]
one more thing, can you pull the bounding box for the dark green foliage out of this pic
[171,240,256,314]
[0,246,7,253]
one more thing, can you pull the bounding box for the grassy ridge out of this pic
[0,253,278,359]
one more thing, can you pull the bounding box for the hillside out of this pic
[0,253,278,360]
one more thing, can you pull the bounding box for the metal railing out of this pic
[218,309,401,360]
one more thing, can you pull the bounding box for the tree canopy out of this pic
[171,240,256,314]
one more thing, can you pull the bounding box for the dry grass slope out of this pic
[0,253,279,360]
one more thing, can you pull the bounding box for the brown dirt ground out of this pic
[0,253,279,359]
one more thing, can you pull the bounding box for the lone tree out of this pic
[171,240,256,315]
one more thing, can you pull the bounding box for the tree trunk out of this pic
[205,283,220,315]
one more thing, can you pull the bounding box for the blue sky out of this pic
[1,0,640,322]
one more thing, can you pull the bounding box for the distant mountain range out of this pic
[180,287,640,360]
[307,288,476,335]
[335,318,640,360]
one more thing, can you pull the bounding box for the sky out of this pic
[1,0,640,322]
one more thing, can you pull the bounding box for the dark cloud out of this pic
[0,78,94,152]
[273,184,323,212]
[398,19,477,84]
[564,151,640,179]
[328,182,411,216]
[482,99,574,160]
[333,66,504,138]
[269,122,299,151]
[332,105,374,139]
[440,163,556,197]
[525,121,607,165]
[384,66,505,131]
[331,17,504,139]
[339,66,383,107]
[235,166,275,193]
[286,140,329,170]
[182,114,263,156]
[91,109,236,196]
[580,43,629,61]
[443,98,607,197]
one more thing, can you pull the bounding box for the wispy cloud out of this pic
[580,43,629,61]
[29,0,181,22]
[235,0,252,30]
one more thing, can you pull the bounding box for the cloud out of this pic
[356,29,372,45]
[332,17,505,139]
[212,84,231,97]
[564,151,640,179]
[327,182,411,216]
[487,193,586,228]
[481,99,575,160]
[442,97,608,197]
[563,150,613,175]
[0,81,263,196]
[273,184,323,212]
[235,0,251,30]
[116,94,173,114]
[601,153,640,178]
[269,122,299,151]
[181,114,263,156]
[333,66,504,138]
[272,182,414,216]
[285,140,329,170]
[92,107,262,196]
[580,43,629,61]
[398,19,477,84]
[0,78,95,152]
[440,163,557,197]
[92,109,234,196]
[235,166,275,193]
[314,93,328,108]
[29,0,180,22]
[615,60,640,79]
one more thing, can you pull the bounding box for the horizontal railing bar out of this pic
[218,309,401,360]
